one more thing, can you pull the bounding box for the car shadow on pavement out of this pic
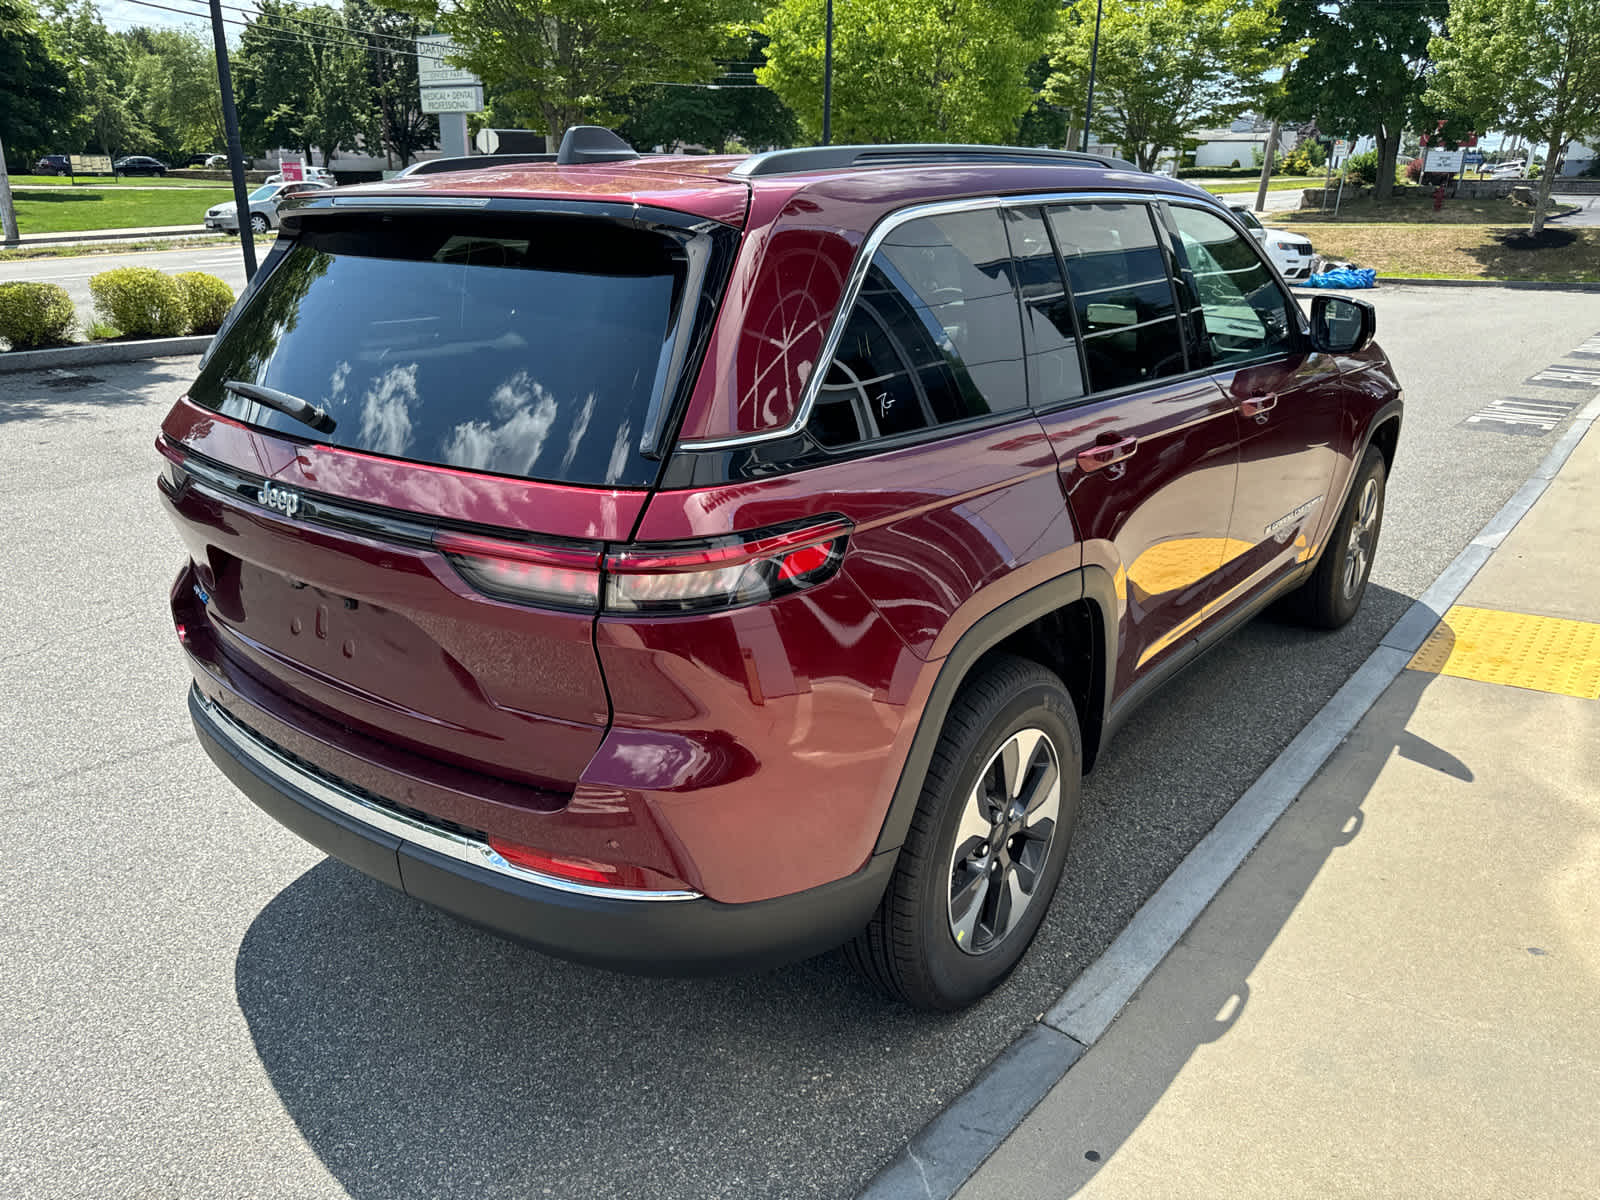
[1034,631,1468,1194]
[0,358,195,425]
[229,584,1427,1199]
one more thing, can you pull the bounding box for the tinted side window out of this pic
[1170,206,1297,365]
[1047,202,1186,393]
[1003,207,1086,409]
[810,209,1025,449]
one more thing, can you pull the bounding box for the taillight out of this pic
[433,531,602,610]
[486,835,654,890]
[604,516,851,614]
[435,516,851,615]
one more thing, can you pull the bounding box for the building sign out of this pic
[1424,148,1465,174]
[69,154,113,174]
[417,35,479,88]
[420,85,485,114]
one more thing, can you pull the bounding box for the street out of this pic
[0,244,250,331]
[1,287,1598,1199]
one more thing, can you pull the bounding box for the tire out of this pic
[846,654,1082,1011]
[249,213,270,234]
[1285,445,1387,629]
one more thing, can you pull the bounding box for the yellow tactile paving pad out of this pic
[1408,605,1600,699]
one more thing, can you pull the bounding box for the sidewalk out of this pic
[5,224,207,248]
[958,423,1600,1197]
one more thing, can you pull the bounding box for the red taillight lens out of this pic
[603,516,851,614]
[434,518,851,615]
[433,531,602,611]
[486,836,652,889]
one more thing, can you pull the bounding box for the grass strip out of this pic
[1305,224,1600,283]
[13,187,231,234]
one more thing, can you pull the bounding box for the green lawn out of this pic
[13,186,230,234]
[1297,224,1600,283]
[1199,177,1321,195]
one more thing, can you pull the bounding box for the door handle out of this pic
[1240,393,1278,418]
[1076,436,1139,473]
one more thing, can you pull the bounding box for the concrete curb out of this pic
[855,391,1600,1200]
[0,336,210,373]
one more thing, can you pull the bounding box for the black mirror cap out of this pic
[1309,294,1377,354]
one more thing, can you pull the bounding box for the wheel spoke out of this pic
[987,869,1026,942]
[1004,728,1047,798]
[953,784,993,857]
[1019,754,1060,825]
[950,867,990,949]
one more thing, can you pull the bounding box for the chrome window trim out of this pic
[678,189,1223,452]
[196,691,701,902]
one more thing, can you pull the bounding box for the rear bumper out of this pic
[190,686,894,974]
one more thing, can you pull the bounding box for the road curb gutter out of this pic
[0,337,210,373]
[856,392,1600,1200]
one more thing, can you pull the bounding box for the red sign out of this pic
[280,160,305,182]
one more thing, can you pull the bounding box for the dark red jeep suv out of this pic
[158,130,1401,1010]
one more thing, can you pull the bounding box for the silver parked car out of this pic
[204,180,333,234]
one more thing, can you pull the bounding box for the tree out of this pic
[373,0,753,143]
[347,0,436,166]
[1427,0,1600,232]
[1276,0,1449,203]
[43,0,149,157]
[617,32,797,152]
[1045,0,1281,171]
[234,1,369,164]
[758,0,1057,144]
[125,28,225,160]
[1,0,74,167]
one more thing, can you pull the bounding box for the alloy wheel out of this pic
[946,727,1061,955]
[1342,477,1380,600]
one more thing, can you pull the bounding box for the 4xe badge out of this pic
[257,482,302,518]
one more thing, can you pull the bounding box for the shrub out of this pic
[88,267,189,337]
[0,281,76,350]
[1342,149,1380,184]
[175,271,234,334]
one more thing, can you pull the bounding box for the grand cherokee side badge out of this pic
[257,482,302,518]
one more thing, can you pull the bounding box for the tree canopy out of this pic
[374,0,754,142]
[1276,0,1448,201]
[758,0,1057,144]
[1046,0,1282,171]
[1427,0,1600,232]
[0,0,74,164]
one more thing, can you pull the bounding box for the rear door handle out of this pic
[1240,393,1278,418]
[1076,437,1139,473]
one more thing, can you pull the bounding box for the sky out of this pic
[101,0,337,35]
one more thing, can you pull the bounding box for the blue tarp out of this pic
[1302,267,1378,288]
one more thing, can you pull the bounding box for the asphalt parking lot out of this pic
[3,287,1598,1199]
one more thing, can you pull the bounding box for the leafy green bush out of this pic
[88,267,189,337]
[0,281,76,350]
[175,271,234,334]
[1342,149,1380,184]
[1278,141,1327,176]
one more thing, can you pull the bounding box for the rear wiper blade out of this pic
[224,379,336,434]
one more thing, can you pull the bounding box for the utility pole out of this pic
[822,0,834,146]
[1254,118,1281,211]
[1082,0,1104,154]
[208,0,257,278]
[0,130,19,245]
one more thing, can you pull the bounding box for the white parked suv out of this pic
[1228,204,1315,282]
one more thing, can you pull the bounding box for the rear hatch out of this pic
[160,200,739,794]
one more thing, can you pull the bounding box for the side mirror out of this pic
[1309,294,1376,353]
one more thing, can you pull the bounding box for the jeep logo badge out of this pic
[257,482,302,518]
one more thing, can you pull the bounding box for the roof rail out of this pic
[731,144,1141,178]
[395,153,557,178]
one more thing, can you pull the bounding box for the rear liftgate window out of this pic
[188,216,699,488]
